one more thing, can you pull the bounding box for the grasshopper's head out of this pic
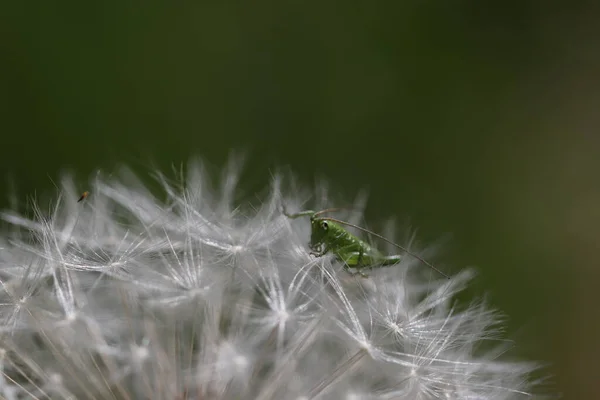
[309,215,331,251]
[282,207,336,252]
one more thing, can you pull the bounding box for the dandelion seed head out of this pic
[230,244,245,254]
[0,157,549,399]
[131,343,150,364]
[346,393,363,400]
[214,339,253,382]
[277,308,290,322]
[49,373,63,386]
[65,311,77,322]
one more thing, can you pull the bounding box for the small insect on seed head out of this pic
[77,191,90,202]
[283,205,450,279]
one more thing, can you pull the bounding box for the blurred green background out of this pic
[2,1,600,398]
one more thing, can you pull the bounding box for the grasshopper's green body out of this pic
[284,208,449,278]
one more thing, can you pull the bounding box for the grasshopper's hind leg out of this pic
[361,255,403,273]
[341,251,370,278]
[375,255,402,267]
[340,252,403,277]
[350,268,370,279]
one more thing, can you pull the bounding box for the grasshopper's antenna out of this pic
[282,206,359,219]
[313,207,356,217]
[280,203,315,219]
[322,217,450,279]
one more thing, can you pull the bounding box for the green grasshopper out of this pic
[283,207,449,279]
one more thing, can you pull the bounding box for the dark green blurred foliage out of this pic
[2,1,600,397]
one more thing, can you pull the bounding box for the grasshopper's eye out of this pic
[321,221,328,230]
